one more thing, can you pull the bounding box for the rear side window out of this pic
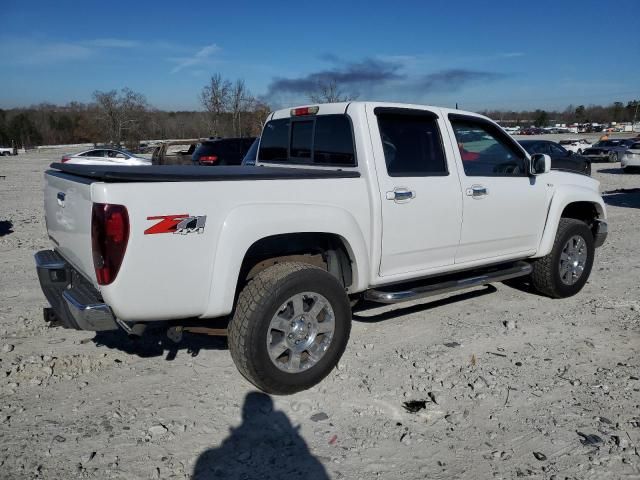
[258,115,356,166]
[376,111,447,176]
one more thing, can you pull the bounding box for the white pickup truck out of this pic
[36,102,608,394]
[0,146,16,156]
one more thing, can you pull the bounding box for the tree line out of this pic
[0,75,637,148]
[482,101,639,127]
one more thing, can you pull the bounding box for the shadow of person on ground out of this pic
[0,220,14,237]
[193,392,329,480]
[91,326,227,361]
[602,188,640,209]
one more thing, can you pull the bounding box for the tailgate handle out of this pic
[57,192,66,207]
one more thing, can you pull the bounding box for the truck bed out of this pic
[49,163,360,182]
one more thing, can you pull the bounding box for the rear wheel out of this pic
[530,218,595,298]
[228,262,351,395]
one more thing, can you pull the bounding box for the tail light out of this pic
[91,203,129,285]
[291,106,319,116]
[61,155,70,163]
[199,155,218,164]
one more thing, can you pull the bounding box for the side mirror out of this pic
[530,153,551,175]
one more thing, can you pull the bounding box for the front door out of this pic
[367,106,463,277]
[446,114,550,264]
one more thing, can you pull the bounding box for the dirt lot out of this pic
[1,145,639,480]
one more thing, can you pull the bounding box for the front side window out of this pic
[549,143,568,156]
[258,115,356,166]
[376,111,447,177]
[450,116,526,177]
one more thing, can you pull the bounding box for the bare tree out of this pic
[200,74,231,137]
[93,88,148,145]
[230,79,251,137]
[308,79,358,103]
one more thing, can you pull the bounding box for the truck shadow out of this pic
[602,188,640,209]
[352,285,497,323]
[92,327,227,361]
[192,391,329,479]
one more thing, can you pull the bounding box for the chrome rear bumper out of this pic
[35,250,118,331]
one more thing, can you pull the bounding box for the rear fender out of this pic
[202,203,370,318]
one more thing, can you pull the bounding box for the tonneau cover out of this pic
[49,163,360,182]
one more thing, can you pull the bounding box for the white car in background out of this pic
[621,141,640,172]
[558,139,592,154]
[61,147,150,166]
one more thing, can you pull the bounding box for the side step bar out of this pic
[364,261,532,305]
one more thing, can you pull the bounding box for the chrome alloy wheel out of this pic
[266,292,335,373]
[559,235,588,285]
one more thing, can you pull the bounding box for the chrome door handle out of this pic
[386,188,416,202]
[465,185,488,198]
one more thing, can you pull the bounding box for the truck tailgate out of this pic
[44,171,96,284]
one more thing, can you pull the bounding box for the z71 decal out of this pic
[145,214,207,235]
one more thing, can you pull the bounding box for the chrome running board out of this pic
[365,261,532,305]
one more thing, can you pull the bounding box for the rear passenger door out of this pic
[367,106,463,277]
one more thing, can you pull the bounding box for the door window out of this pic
[450,116,527,177]
[376,111,447,177]
[549,143,568,156]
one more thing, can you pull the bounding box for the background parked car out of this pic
[581,139,637,163]
[61,147,150,166]
[193,137,256,166]
[558,138,592,154]
[518,140,591,175]
[152,140,200,165]
[621,142,640,173]
[241,138,260,166]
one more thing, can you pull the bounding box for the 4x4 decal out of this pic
[145,214,207,235]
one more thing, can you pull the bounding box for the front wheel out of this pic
[530,218,595,298]
[228,262,351,395]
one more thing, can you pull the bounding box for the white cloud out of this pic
[0,36,145,66]
[85,38,140,48]
[0,39,93,65]
[169,44,221,73]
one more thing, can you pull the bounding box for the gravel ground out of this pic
[1,145,639,480]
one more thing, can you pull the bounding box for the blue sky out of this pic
[0,0,638,111]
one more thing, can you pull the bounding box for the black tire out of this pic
[228,262,351,395]
[530,218,595,298]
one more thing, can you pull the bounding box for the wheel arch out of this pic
[201,203,370,318]
[535,189,606,258]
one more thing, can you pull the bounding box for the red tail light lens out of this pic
[91,203,129,285]
[199,155,218,164]
[291,106,319,116]
[61,156,70,163]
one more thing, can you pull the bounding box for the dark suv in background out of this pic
[192,137,256,165]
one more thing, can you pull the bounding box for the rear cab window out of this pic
[258,114,356,167]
